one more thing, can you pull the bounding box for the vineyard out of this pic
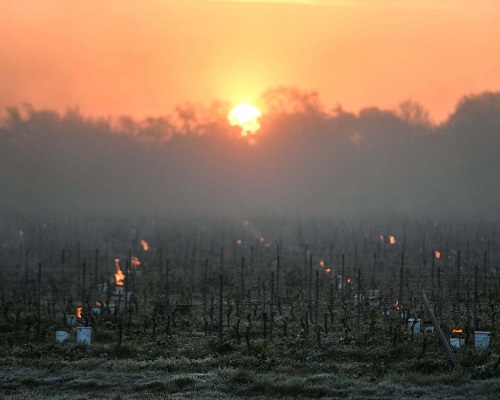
[1,215,499,399]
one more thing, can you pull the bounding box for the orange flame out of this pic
[434,250,441,259]
[140,240,149,251]
[114,258,125,286]
[389,235,396,245]
[452,329,463,333]
[347,278,351,284]
[325,268,331,273]
[395,300,402,310]
[76,307,82,318]
[131,256,141,268]
[319,260,325,268]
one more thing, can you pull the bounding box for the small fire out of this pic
[452,329,463,334]
[389,235,396,245]
[236,239,243,245]
[434,250,441,259]
[325,268,331,273]
[395,300,402,310]
[140,240,149,251]
[114,258,125,286]
[319,260,325,268]
[131,256,141,268]
[76,307,82,318]
[347,278,351,284]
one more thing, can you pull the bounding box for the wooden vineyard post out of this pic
[314,270,319,335]
[165,259,170,317]
[420,290,456,368]
[240,256,245,302]
[60,249,65,287]
[37,262,42,320]
[204,258,209,315]
[341,254,345,304]
[219,273,223,346]
[94,249,99,291]
[371,253,376,290]
[431,250,435,303]
[399,252,404,306]
[269,271,274,342]
[309,254,313,320]
[357,268,361,329]
[457,251,461,301]
[82,262,87,304]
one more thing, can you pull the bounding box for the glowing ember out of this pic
[114,258,125,286]
[452,329,463,334]
[347,278,351,284]
[319,260,325,268]
[131,256,141,268]
[434,250,441,259]
[76,307,82,318]
[325,268,331,273]
[140,240,149,251]
[389,235,396,245]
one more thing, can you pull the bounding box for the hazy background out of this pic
[1,88,498,221]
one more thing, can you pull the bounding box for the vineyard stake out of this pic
[420,290,456,368]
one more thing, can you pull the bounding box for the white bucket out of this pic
[450,337,464,349]
[66,315,78,326]
[475,331,490,349]
[56,330,70,342]
[76,327,92,344]
[408,318,421,333]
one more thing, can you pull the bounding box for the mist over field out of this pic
[1,89,499,221]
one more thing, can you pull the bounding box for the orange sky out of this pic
[1,0,499,122]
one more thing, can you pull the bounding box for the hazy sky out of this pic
[1,0,499,121]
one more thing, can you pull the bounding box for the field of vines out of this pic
[1,215,499,399]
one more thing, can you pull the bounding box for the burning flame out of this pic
[319,260,325,268]
[389,235,396,245]
[325,268,331,273]
[347,278,351,284]
[114,258,125,286]
[140,240,149,251]
[76,307,82,318]
[434,250,441,259]
[395,300,402,310]
[131,256,141,268]
[452,329,463,334]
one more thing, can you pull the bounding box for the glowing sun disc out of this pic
[228,104,261,136]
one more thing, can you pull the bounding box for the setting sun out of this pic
[228,104,262,137]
